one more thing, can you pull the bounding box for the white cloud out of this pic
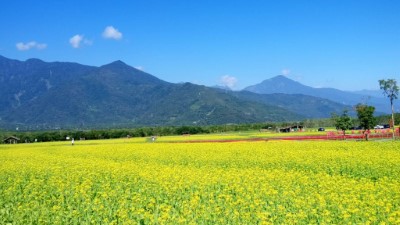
[220,75,238,89]
[102,26,122,40]
[69,34,92,48]
[16,41,47,51]
[281,69,291,76]
[69,35,83,48]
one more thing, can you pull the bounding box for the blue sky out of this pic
[1,0,399,91]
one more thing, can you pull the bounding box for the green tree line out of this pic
[2,114,399,144]
[1,123,277,143]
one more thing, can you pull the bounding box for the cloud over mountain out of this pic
[220,75,237,89]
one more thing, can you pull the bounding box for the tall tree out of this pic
[332,109,353,139]
[379,79,399,139]
[356,104,376,141]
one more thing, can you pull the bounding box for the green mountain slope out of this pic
[0,56,303,129]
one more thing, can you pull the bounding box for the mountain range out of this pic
[0,55,385,129]
[244,75,388,113]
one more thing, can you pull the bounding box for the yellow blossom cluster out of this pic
[0,139,399,224]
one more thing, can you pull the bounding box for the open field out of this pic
[1,136,400,224]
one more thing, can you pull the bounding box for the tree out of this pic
[332,109,353,139]
[355,104,376,140]
[379,79,399,139]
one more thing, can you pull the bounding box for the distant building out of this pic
[279,125,304,133]
[3,136,20,144]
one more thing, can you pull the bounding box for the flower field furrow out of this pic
[1,140,400,224]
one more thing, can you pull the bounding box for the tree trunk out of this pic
[391,101,395,140]
[364,130,369,141]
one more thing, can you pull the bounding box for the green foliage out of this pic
[174,126,204,135]
[355,104,376,130]
[375,113,400,125]
[379,79,399,104]
[332,110,353,135]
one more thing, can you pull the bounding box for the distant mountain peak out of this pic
[101,60,128,68]
[110,60,126,65]
[268,75,300,83]
[100,60,140,73]
[244,75,307,94]
[243,74,388,113]
[25,58,45,64]
[273,75,289,79]
[94,58,169,86]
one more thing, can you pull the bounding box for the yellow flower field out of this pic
[1,139,400,224]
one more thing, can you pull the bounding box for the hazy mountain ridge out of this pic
[232,91,355,118]
[352,89,383,98]
[244,75,389,113]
